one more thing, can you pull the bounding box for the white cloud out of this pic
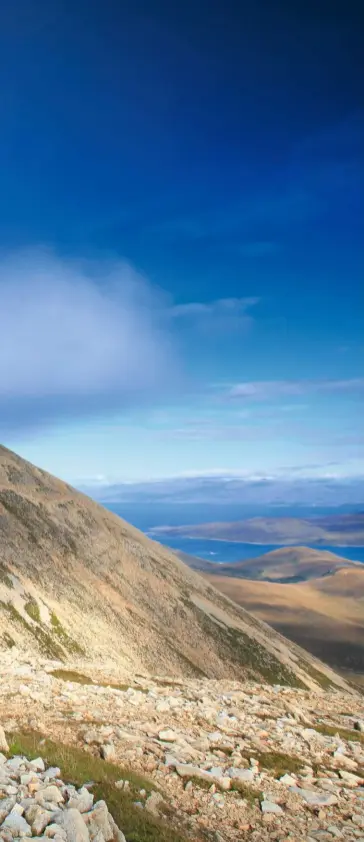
[0,249,176,431]
[169,296,259,319]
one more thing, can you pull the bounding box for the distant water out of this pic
[146,534,364,565]
[104,501,361,531]
[104,502,364,565]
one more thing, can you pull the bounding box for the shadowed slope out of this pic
[204,566,364,674]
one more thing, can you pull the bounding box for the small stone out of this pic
[44,768,61,780]
[83,801,113,842]
[261,800,284,815]
[279,774,297,786]
[45,825,67,839]
[6,757,26,772]
[0,797,16,823]
[3,812,32,837]
[107,815,126,842]
[25,805,53,835]
[21,773,39,786]
[83,731,100,746]
[338,770,363,787]
[158,730,176,742]
[29,758,45,772]
[227,768,254,782]
[61,809,90,842]
[164,754,179,768]
[145,791,164,816]
[209,767,223,778]
[67,787,94,813]
[10,803,24,815]
[100,745,115,761]
[35,786,64,806]
[289,787,338,807]
[332,748,358,770]
[0,728,9,753]
[354,721,364,733]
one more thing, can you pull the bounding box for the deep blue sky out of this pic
[1,0,363,485]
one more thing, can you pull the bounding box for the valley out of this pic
[171,546,364,680]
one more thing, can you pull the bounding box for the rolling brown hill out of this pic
[196,545,361,582]
[0,444,353,692]
[203,564,364,675]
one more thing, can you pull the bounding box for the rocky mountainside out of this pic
[0,650,364,842]
[0,444,354,693]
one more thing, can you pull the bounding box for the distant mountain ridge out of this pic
[86,473,364,508]
[152,512,364,546]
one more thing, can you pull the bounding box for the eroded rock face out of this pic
[1,650,364,842]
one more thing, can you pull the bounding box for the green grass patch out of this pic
[0,562,13,589]
[6,732,189,842]
[50,613,85,657]
[297,661,337,690]
[51,670,147,694]
[1,599,63,659]
[51,669,94,685]
[209,745,233,756]
[2,631,15,648]
[187,775,212,791]
[0,600,65,660]
[186,598,305,688]
[230,780,263,804]
[251,750,304,778]
[24,598,41,623]
[313,723,364,743]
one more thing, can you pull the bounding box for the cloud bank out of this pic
[228,378,364,401]
[82,471,364,508]
[0,249,175,433]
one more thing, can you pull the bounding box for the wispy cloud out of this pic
[168,296,260,334]
[228,378,364,401]
[0,249,176,433]
[168,296,259,318]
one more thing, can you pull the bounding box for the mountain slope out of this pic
[152,513,364,545]
[203,566,364,675]
[0,445,353,692]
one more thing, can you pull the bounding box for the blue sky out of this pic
[1,0,363,487]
